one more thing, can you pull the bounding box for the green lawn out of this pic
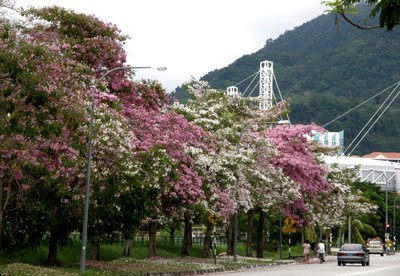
[0,241,302,275]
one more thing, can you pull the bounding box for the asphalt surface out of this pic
[211,253,400,276]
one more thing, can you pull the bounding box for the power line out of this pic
[343,83,400,155]
[273,73,284,101]
[241,71,259,97]
[233,70,259,87]
[323,80,400,127]
[346,83,400,156]
[246,82,259,98]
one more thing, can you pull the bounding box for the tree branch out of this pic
[339,12,380,30]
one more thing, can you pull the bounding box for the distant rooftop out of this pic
[362,152,400,160]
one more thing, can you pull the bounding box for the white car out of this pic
[367,239,384,256]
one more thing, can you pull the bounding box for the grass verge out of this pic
[0,242,302,275]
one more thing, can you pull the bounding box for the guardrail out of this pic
[133,235,227,246]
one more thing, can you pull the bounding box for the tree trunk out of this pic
[181,211,191,256]
[338,227,342,247]
[256,209,264,258]
[122,232,137,257]
[91,241,101,261]
[0,179,3,249]
[315,223,321,242]
[202,222,213,258]
[123,239,133,257]
[246,210,254,257]
[169,228,176,245]
[47,231,59,265]
[148,221,157,257]
[188,221,192,247]
[0,178,11,249]
[226,216,234,255]
[326,227,331,255]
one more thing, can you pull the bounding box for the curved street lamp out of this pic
[80,66,166,274]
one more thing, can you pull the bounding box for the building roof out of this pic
[325,155,399,169]
[362,152,400,159]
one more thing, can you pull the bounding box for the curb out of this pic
[121,259,299,276]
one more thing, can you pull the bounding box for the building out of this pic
[362,152,400,163]
[312,130,344,148]
[306,130,344,154]
[324,155,400,193]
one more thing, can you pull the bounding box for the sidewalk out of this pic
[307,255,335,264]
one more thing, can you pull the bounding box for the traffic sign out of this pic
[282,226,296,234]
[208,213,218,225]
[284,216,296,228]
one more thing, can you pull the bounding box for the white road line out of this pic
[337,265,400,276]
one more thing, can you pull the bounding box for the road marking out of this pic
[337,265,400,276]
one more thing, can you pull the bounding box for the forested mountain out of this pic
[173,5,400,155]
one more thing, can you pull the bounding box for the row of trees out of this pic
[0,4,376,264]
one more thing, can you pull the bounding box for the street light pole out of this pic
[394,196,396,251]
[279,213,283,259]
[79,65,166,274]
[233,120,289,262]
[386,179,389,241]
[380,172,389,247]
[371,170,389,247]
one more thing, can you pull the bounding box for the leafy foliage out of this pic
[323,0,400,30]
[351,181,399,238]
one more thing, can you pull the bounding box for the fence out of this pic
[133,235,227,246]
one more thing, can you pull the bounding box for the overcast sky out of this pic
[18,0,326,92]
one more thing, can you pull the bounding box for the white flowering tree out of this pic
[342,186,378,245]
[88,97,139,260]
[237,128,301,257]
[174,77,296,257]
[308,165,378,250]
[305,166,353,228]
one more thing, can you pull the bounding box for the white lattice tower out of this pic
[259,60,274,110]
[226,86,239,96]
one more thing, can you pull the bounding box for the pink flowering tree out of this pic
[117,80,210,257]
[19,6,144,259]
[24,6,212,258]
[264,124,330,225]
[0,8,94,264]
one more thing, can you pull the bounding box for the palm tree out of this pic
[352,219,376,245]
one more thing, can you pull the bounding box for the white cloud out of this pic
[18,0,326,92]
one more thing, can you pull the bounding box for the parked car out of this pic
[367,238,384,256]
[337,243,370,266]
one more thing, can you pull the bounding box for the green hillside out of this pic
[196,6,400,155]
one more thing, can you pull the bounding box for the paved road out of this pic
[212,254,400,276]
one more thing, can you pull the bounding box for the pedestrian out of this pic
[303,240,311,263]
[317,240,325,263]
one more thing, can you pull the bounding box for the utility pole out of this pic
[348,215,351,243]
[279,213,283,259]
[394,196,396,251]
